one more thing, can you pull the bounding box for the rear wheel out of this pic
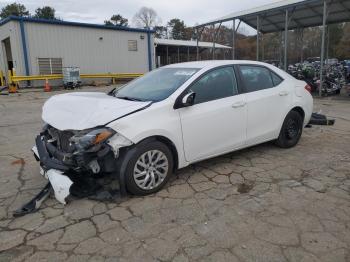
[275,111,303,148]
[125,141,173,195]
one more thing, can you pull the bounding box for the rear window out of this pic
[271,71,283,86]
[239,65,274,92]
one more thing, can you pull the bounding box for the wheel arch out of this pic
[137,135,179,171]
[290,106,305,121]
[276,105,306,138]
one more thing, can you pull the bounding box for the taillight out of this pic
[305,84,312,93]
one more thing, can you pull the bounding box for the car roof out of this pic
[163,60,275,69]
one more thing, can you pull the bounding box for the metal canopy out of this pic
[194,0,350,96]
[154,38,231,49]
[195,0,350,33]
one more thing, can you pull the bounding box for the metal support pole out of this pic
[284,9,289,71]
[177,47,180,63]
[166,46,169,65]
[154,44,158,68]
[212,23,222,60]
[232,19,235,59]
[326,25,329,62]
[280,31,283,67]
[299,28,304,63]
[256,16,260,61]
[187,46,190,61]
[196,28,199,61]
[262,33,264,61]
[212,25,215,60]
[320,0,327,97]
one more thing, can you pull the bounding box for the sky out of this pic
[0,0,281,32]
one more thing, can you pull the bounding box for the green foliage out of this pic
[167,18,186,39]
[0,2,29,19]
[154,26,167,38]
[335,23,350,59]
[104,14,128,27]
[34,6,56,19]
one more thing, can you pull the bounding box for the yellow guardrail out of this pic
[9,71,143,83]
[5,69,143,93]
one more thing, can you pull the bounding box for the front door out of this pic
[178,66,247,162]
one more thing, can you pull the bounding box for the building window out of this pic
[128,40,137,51]
[38,58,63,75]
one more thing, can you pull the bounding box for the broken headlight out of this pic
[69,128,116,152]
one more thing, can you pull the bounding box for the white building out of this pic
[0,16,154,86]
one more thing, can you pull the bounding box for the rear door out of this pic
[237,65,293,145]
[178,66,247,162]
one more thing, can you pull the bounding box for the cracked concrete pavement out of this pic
[0,87,349,261]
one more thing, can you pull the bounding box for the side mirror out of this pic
[181,92,196,107]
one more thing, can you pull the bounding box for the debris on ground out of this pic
[237,182,254,194]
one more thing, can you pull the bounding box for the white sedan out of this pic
[34,60,313,201]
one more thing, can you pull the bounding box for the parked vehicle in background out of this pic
[263,59,281,68]
[288,60,346,95]
[325,58,339,65]
[32,60,313,202]
[342,60,350,83]
[305,57,320,63]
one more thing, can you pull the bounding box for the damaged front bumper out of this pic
[13,132,132,217]
[32,131,121,202]
[14,130,132,217]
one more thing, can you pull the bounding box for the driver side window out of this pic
[190,66,238,104]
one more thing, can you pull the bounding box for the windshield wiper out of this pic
[116,96,144,101]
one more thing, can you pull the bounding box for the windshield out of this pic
[113,67,199,102]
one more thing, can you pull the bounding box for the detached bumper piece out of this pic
[13,182,52,217]
[308,113,335,126]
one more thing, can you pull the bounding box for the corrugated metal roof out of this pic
[154,38,231,49]
[196,0,350,33]
[0,16,154,34]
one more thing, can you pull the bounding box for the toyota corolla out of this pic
[32,60,313,204]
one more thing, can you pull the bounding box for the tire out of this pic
[275,111,303,148]
[125,140,173,195]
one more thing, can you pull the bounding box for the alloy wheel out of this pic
[133,150,169,190]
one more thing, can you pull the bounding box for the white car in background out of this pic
[33,60,313,202]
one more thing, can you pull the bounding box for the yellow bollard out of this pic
[0,70,4,86]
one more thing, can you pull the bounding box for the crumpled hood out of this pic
[42,92,151,130]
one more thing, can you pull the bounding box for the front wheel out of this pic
[125,141,173,195]
[275,111,303,148]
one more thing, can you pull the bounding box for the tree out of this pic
[184,27,195,40]
[154,25,167,38]
[167,18,187,40]
[34,6,56,19]
[132,7,161,29]
[327,24,343,58]
[0,2,29,19]
[335,23,350,59]
[104,14,128,27]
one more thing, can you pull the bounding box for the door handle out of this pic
[279,91,289,96]
[232,101,246,108]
